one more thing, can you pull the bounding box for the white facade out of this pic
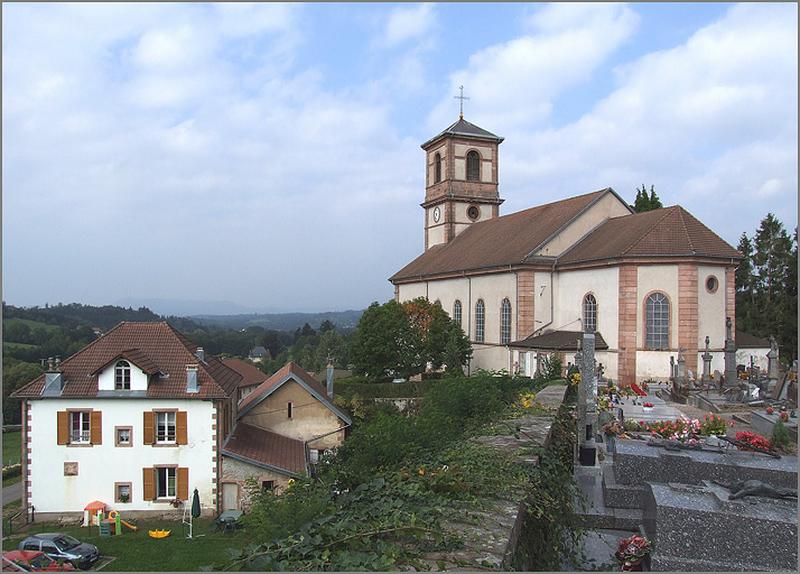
[28,398,216,513]
[97,362,149,392]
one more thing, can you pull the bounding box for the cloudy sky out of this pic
[3,2,797,314]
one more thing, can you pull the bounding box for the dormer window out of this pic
[434,152,442,183]
[466,150,480,181]
[114,360,131,390]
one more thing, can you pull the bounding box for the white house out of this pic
[12,322,241,519]
[390,117,742,385]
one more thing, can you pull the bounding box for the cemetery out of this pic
[569,325,798,571]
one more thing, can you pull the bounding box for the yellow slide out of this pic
[120,519,138,531]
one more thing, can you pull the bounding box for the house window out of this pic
[156,411,176,443]
[69,411,91,444]
[114,360,131,390]
[434,152,442,183]
[261,480,275,493]
[500,298,512,344]
[115,426,132,447]
[519,352,527,375]
[645,292,670,350]
[583,294,597,333]
[156,467,176,498]
[115,482,132,503]
[466,150,480,181]
[287,402,293,419]
[475,299,485,343]
[453,300,462,328]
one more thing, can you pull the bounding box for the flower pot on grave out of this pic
[621,558,644,571]
[642,406,654,413]
[605,434,617,454]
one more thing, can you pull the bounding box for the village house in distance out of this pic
[390,114,743,385]
[11,322,350,518]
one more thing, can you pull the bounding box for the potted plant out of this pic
[615,534,652,571]
[169,498,183,508]
[119,492,130,503]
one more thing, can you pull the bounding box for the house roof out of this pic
[421,118,503,148]
[390,189,614,281]
[558,206,741,265]
[735,331,771,349]
[222,358,269,389]
[249,346,268,357]
[11,322,242,400]
[90,348,161,376]
[222,422,307,476]
[509,330,609,351]
[237,361,351,425]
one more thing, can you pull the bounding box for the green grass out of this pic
[3,431,21,466]
[2,518,250,571]
[3,342,37,351]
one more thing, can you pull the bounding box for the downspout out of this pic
[467,276,473,376]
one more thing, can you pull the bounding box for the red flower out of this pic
[766,406,775,415]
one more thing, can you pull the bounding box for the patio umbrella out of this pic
[191,488,201,518]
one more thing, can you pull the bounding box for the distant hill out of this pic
[192,310,364,332]
[114,297,271,317]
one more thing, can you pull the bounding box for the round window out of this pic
[467,205,480,221]
[705,276,719,293]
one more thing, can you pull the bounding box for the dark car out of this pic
[2,550,76,572]
[16,535,98,570]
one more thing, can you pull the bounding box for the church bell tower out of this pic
[420,114,504,250]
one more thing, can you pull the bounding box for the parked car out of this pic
[16,535,98,570]
[2,550,76,572]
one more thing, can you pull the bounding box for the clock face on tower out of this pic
[432,206,441,223]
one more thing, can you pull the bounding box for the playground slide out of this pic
[120,520,138,531]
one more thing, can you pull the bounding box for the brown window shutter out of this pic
[177,467,189,501]
[90,411,102,445]
[143,467,155,500]
[176,411,188,445]
[143,411,154,445]
[57,411,68,445]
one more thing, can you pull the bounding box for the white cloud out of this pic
[383,3,435,47]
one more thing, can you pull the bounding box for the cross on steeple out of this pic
[454,85,469,119]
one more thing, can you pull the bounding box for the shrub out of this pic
[770,421,794,453]
[700,414,728,436]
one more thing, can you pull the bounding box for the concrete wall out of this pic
[97,362,149,391]
[29,399,215,513]
[240,380,345,450]
[537,192,630,257]
[697,265,727,349]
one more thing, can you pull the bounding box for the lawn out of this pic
[3,431,21,467]
[2,518,250,571]
[4,318,61,333]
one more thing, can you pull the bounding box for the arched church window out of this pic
[434,153,442,183]
[115,360,131,390]
[453,300,462,328]
[645,292,670,350]
[475,299,485,343]
[466,150,480,181]
[583,294,597,333]
[500,298,512,344]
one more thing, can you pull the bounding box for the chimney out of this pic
[186,365,199,393]
[326,360,334,398]
[196,347,205,362]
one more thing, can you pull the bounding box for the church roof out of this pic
[421,118,504,148]
[390,189,612,282]
[558,205,741,265]
[509,330,609,351]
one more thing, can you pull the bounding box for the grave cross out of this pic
[454,85,470,119]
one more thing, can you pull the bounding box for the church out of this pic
[389,115,741,385]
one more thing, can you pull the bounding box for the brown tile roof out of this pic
[222,358,269,388]
[237,361,351,424]
[391,189,614,282]
[222,422,306,476]
[90,348,161,376]
[558,206,741,265]
[509,330,609,351]
[11,322,241,400]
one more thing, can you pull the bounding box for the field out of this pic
[2,518,250,571]
[3,430,21,467]
[4,318,61,333]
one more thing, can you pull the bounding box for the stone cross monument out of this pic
[702,336,713,382]
[578,333,597,466]
[767,336,780,381]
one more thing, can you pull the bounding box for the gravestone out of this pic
[578,333,597,466]
[724,317,738,388]
[767,335,780,392]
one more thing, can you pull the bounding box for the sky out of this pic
[3,2,797,314]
